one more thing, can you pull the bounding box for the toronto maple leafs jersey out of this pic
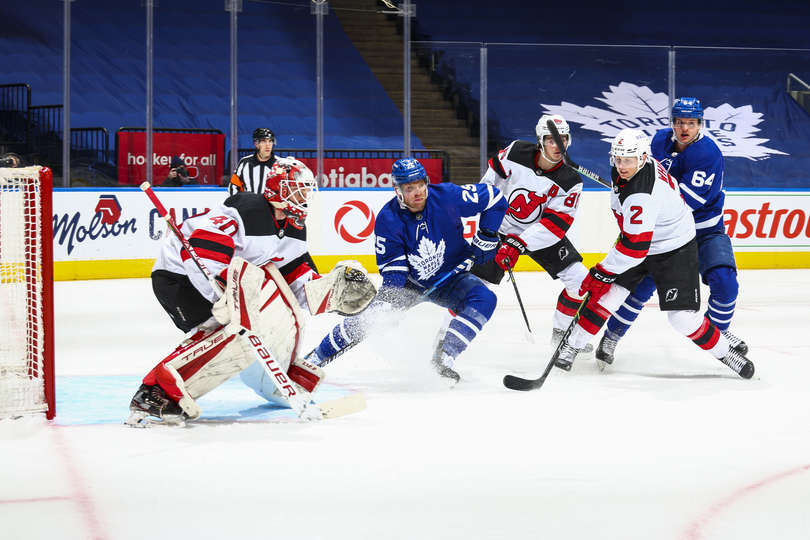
[650,129,725,235]
[481,140,583,250]
[153,192,315,304]
[374,182,506,289]
[601,158,696,276]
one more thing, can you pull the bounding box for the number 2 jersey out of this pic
[374,182,506,289]
[152,192,315,304]
[480,140,583,250]
[650,129,725,236]
[601,158,696,276]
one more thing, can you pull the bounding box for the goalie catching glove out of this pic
[304,260,377,316]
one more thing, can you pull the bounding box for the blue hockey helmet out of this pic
[671,97,704,120]
[392,158,428,186]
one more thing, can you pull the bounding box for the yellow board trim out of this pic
[52,252,810,281]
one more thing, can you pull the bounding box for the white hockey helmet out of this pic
[535,114,571,163]
[263,156,317,228]
[610,129,650,169]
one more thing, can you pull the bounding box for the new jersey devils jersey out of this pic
[481,140,583,251]
[601,158,696,275]
[153,192,315,303]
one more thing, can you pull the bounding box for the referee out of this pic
[228,128,278,195]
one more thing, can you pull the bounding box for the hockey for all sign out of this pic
[116,131,225,186]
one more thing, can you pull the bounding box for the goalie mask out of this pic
[263,157,317,228]
[535,114,571,163]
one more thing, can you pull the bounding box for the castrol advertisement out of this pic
[50,188,810,280]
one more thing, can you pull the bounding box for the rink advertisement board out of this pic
[116,131,225,186]
[293,158,444,188]
[51,188,810,280]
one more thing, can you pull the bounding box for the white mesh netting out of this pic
[0,166,49,418]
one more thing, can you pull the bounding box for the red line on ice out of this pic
[681,463,810,539]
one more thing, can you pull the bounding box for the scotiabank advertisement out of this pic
[293,158,444,188]
[116,131,225,186]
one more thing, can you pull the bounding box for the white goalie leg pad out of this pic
[157,326,252,412]
[212,258,324,406]
[304,260,377,316]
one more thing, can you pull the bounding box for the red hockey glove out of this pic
[494,234,526,271]
[579,264,617,300]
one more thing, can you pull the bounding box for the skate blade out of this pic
[596,358,610,373]
[124,410,186,428]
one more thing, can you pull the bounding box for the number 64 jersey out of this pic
[480,140,584,251]
[600,158,697,276]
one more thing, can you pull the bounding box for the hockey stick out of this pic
[422,258,472,297]
[506,265,534,342]
[546,119,612,189]
[140,182,322,420]
[502,292,591,391]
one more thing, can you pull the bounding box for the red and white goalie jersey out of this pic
[602,158,696,275]
[153,192,316,305]
[481,140,583,250]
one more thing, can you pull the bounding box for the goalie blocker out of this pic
[127,258,375,425]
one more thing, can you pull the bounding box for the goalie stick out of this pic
[546,119,612,189]
[503,292,590,391]
[140,183,332,421]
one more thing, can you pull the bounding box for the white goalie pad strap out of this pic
[304,260,377,316]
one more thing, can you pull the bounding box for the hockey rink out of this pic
[2,268,809,540]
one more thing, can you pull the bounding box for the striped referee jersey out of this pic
[228,153,277,196]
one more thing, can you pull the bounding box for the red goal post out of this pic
[0,166,54,419]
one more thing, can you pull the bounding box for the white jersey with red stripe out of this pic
[601,157,696,275]
[153,192,315,305]
[481,140,583,250]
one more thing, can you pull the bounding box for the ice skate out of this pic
[553,340,582,372]
[595,330,620,372]
[722,330,748,356]
[432,352,461,386]
[719,347,755,379]
[551,328,593,355]
[125,384,187,427]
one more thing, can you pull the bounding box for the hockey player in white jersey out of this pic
[472,114,591,352]
[556,129,754,378]
[126,158,377,426]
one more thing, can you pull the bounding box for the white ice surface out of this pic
[1,269,809,540]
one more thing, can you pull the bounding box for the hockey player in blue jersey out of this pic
[595,97,747,369]
[304,157,507,383]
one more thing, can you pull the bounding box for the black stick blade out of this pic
[503,374,546,391]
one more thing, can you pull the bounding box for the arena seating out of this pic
[0,0,415,158]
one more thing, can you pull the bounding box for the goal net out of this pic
[0,166,54,419]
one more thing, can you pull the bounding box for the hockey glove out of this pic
[579,263,617,300]
[494,234,526,271]
[471,228,500,264]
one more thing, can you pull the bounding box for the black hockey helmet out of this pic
[252,128,276,142]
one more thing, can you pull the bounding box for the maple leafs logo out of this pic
[541,82,786,161]
[407,237,446,281]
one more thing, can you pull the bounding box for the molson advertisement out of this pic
[50,188,810,280]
